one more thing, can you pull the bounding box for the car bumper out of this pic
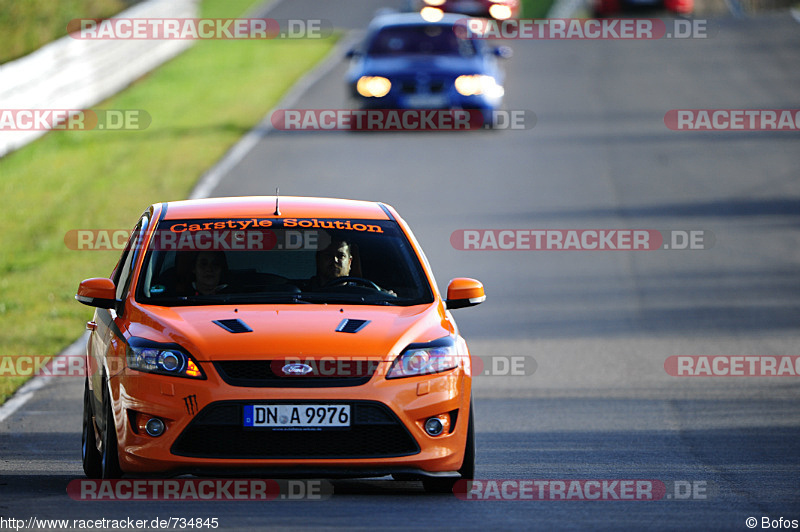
[354,93,500,112]
[111,367,471,477]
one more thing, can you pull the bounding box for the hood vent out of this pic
[213,319,253,334]
[336,318,370,334]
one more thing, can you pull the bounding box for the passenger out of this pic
[178,251,228,295]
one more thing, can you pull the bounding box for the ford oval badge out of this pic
[282,363,313,376]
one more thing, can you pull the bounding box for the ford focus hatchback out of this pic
[76,196,485,492]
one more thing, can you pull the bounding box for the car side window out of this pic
[112,214,150,310]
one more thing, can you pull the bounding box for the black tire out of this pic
[100,390,123,479]
[458,402,476,480]
[81,380,102,479]
[423,400,475,493]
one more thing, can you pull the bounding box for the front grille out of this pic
[401,80,416,94]
[214,360,377,388]
[399,79,448,94]
[430,80,446,93]
[171,401,420,459]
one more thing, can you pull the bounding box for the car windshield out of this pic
[135,217,434,306]
[366,24,476,57]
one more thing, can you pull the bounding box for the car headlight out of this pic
[356,76,392,98]
[126,341,205,379]
[423,0,446,5]
[489,4,514,19]
[386,338,460,379]
[454,75,504,98]
[420,6,445,21]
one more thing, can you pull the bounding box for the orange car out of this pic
[76,196,485,492]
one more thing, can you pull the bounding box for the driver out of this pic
[308,239,396,296]
[310,240,352,289]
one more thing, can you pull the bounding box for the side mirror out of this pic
[345,48,359,59]
[445,278,485,310]
[494,45,513,59]
[76,278,118,309]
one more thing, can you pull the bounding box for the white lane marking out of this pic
[0,333,87,423]
[0,376,54,424]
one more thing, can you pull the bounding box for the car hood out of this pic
[354,55,487,78]
[126,303,453,362]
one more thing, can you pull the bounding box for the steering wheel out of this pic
[322,276,382,291]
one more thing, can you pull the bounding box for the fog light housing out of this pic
[425,417,445,436]
[145,417,165,437]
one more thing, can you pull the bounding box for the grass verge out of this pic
[0,0,337,403]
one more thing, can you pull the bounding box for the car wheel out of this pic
[81,380,102,479]
[458,401,476,479]
[423,400,475,493]
[100,390,123,479]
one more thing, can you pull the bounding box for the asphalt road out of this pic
[2,0,800,530]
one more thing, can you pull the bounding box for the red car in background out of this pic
[592,0,693,17]
[411,0,520,20]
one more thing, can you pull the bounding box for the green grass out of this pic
[521,0,557,17]
[0,0,337,403]
[0,0,132,64]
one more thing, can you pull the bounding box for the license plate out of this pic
[404,94,448,109]
[243,404,350,428]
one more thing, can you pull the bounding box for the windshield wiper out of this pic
[145,295,229,306]
[144,294,316,306]
[144,293,407,306]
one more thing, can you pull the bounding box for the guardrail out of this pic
[0,0,198,158]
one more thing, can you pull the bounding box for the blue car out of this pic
[346,12,511,127]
